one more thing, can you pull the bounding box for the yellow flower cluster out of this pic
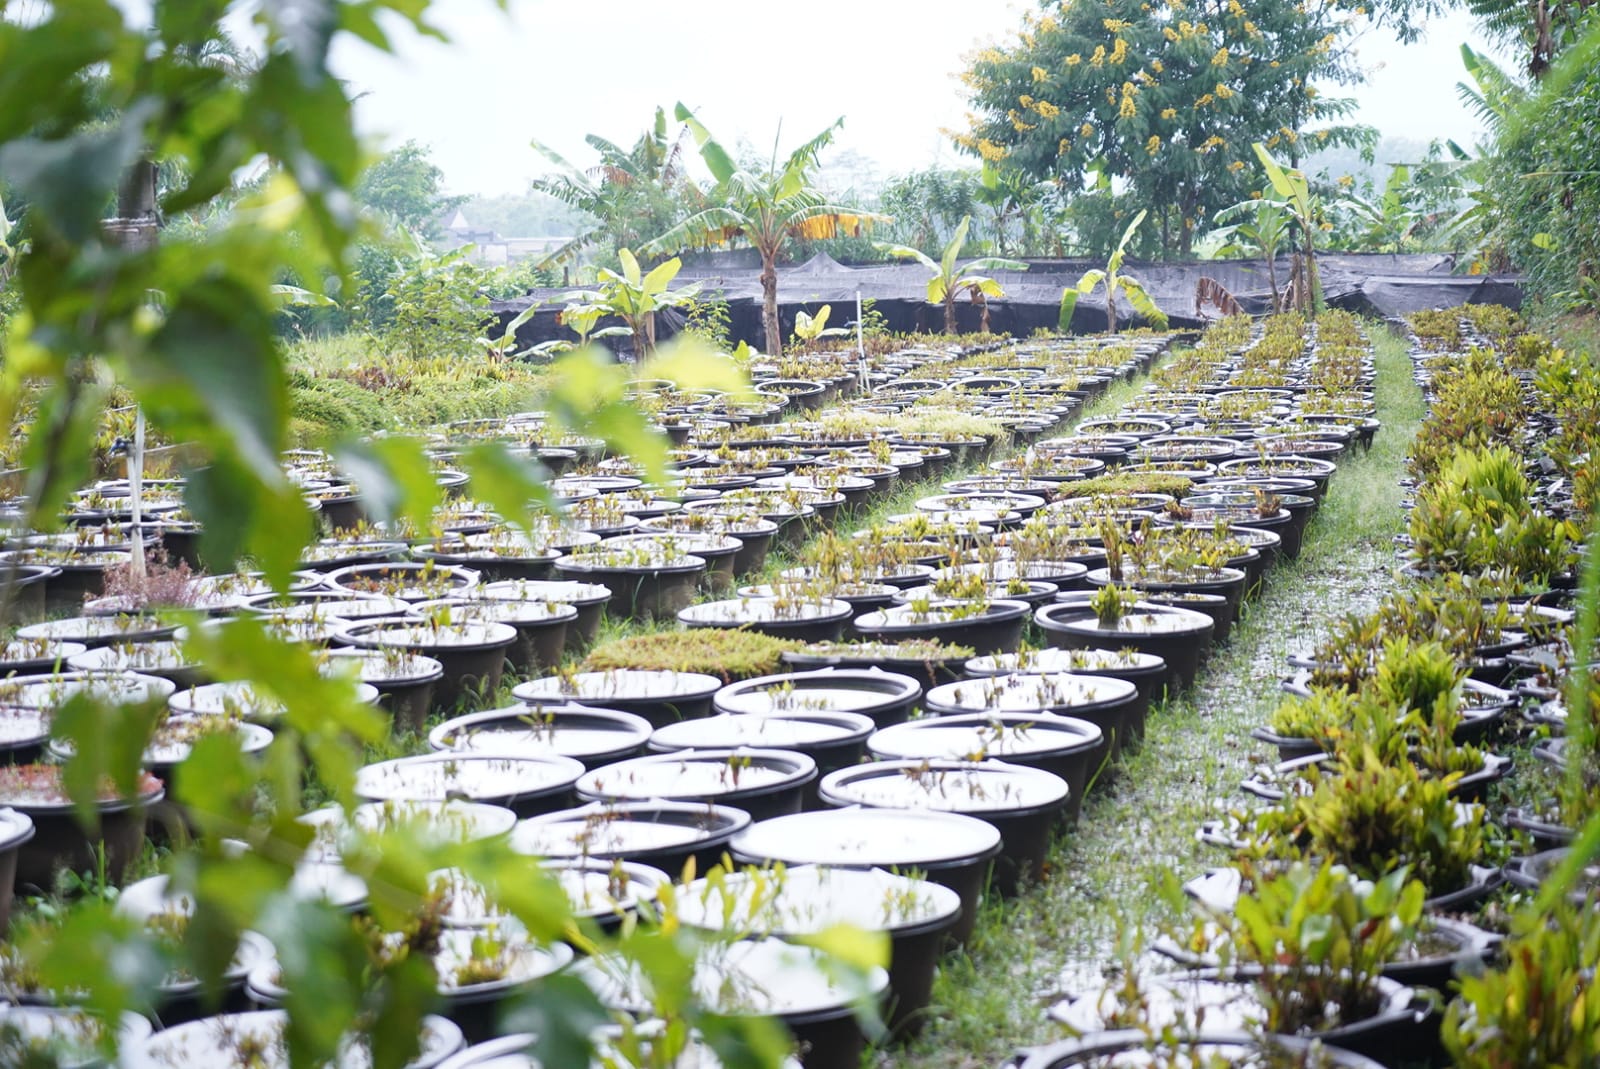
[1228,160,1246,172]
[1009,110,1036,132]
[1160,107,1177,119]
[1032,66,1049,83]
[1212,47,1230,66]
[1058,137,1072,155]
[1215,82,1234,99]
[1243,19,1259,33]
[1119,82,1138,118]
[1103,17,1131,31]
[1146,135,1162,154]
[1040,15,1059,31]
[1110,37,1129,64]
[1150,58,1164,72]
[1279,126,1299,143]
[1196,93,1215,106]
[1317,129,1330,140]
[1019,94,1035,107]
[1066,53,1082,65]
[1337,174,1354,187]
[1080,122,1096,138]
[978,138,1009,161]
[1227,0,1245,13]
[1036,99,1061,118]
[1198,134,1226,153]
[1164,26,1180,40]
[1090,44,1107,66]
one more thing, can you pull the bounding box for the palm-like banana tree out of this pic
[1212,197,1293,312]
[642,104,882,357]
[878,215,1027,334]
[1058,209,1168,334]
[531,107,702,268]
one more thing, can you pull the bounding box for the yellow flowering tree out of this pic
[957,0,1369,256]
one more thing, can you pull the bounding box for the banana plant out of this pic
[792,304,850,345]
[1253,143,1323,316]
[1212,197,1293,312]
[0,190,22,289]
[643,104,884,357]
[1058,209,1167,334]
[877,215,1027,333]
[567,248,700,359]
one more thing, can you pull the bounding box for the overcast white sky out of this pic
[330,0,1507,197]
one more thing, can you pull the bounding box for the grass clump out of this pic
[581,629,802,683]
[1052,472,1194,500]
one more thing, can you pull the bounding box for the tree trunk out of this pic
[977,292,991,333]
[1265,252,1281,313]
[1105,281,1119,335]
[760,251,782,357]
[944,294,958,334]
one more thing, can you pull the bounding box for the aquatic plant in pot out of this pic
[1441,895,1600,1068]
[412,597,575,676]
[1232,749,1498,908]
[1171,860,1435,1063]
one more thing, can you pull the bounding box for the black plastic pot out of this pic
[576,747,817,823]
[964,647,1166,740]
[512,669,722,728]
[675,864,962,1036]
[5,783,162,892]
[578,938,887,1069]
[677,596,853,643]
[925,670,1138,766]
[1046,969,1429,1066]
[356,751,586,819]
[552,550,707,620]
[648,711,875,809]
[475,579,611,652]
[854,598,1030,656]
[868,712,1104,825]
[511,799,752,881]
[339,619,517,713]
[319,648,444,734]
[1035,601,1214,691]
[413,597,575,675]
[123,1008,463,1068]
[732,806,1001,945]
[817,759,1069,896]
[429,703,652,769]
[780,643,970,689]
[1011,1030,1390,1069]
[713,667,923,728]
[0,807,34,934]
[1504,846,1600,903]
[0,563,58,622]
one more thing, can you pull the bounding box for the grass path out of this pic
[886,323,1426,1069]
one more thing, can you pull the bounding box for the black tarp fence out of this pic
[491,251,1522,357]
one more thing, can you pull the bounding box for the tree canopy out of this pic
[956,0,1370,255]
[355,140,464,238]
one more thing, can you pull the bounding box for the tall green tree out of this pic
[644,105,882,357]
[956,0,1367,257]
[355,139,464,238]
